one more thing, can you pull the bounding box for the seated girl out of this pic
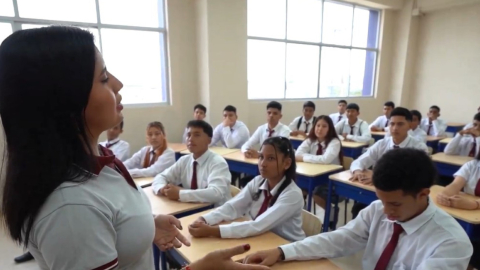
[124,121,175,178]
[188,137,305,242]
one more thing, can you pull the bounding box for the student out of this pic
[182,104,207,143]
[244,148,473,269]
[288,101,316,136]
[437,152,480,270]
[188,137,305,242]
[369,101,395,131]
[385,110,427,143]
[334,103,371,143]
[241,101,291,158]
[420,105,447,136]
[100,121,130,161]
[463,106,480,130]
[329,100,347,125]
[152,120,232,207]
[210,105,250,149]
[444,112,480,157]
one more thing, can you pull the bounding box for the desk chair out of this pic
[342,157,354,225]
[230,185,241,198]
[427,147,433,156]
[302,209,322,237]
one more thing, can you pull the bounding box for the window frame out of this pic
[0,0,170,107]
[247,0,381,100]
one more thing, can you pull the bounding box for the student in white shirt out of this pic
[241,101,291,159]
[334,103,371,143]
[420,105,447,136]
[153,120,231,207]
[100,120,130,161]
[288,101,316,136]
[464,106,480,130]
[182,104,207,143]
[329,99,347,125]
[437,153,480,270]
[369,101,394,131]
[188,137,305,242]
[385,110,428,143]
[444,112,480,157]
[210,105,250,149]
[124,121,175,178]
[244,148,473,270]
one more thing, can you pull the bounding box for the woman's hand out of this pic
[436,193,451,207]
[153,215,190,251]
[243,248,282,266]
[189,222,220,238]
[188,244,271,270]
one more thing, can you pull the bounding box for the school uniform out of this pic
[241,123,291,152]
[201,176,305,242]
[182,128,188,144]
[329,112,346,125]
[100,138,130,161]
[279,200,472,269]
[420,118,447,137]
[124,146,175,178]
[384,127,428,143]
[444,133,480,157]
[464,122,474,130]
[210,120,250,149]
[295,138,341,165]
[369,115,389,130]
[152,150,231,207]
[334,119,371,143]
[288,116,316,134]
[27,146,155,270]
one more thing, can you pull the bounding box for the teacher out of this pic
[0,26,267,270]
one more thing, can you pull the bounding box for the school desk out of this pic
[446,122,465,136]
[426,136,444,152]
[133,177,154,188]
[438,137,452,152]
[290,135,306,149]
[142,187,214,270]
[168,143,188,160]
[431,152,473,177]
[180,147,240,156]
[222,151,260,176]
[341,141,368,159]
[168,210,341,270]
[371,131,385,142]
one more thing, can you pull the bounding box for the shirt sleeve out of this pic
[432,119,447,137]
[279,126,292,137]
[182,128,188,144]
[453,161,474,180]
[303,139,341,164]
[350,141,380,172]
[224,125,250,149]
[295,140,311,156]
[444,133,463,155]
[241,127,261,152]
[129,149,175,178]
[347,121,372,143]
[369,116,382,129]
[416,238,472,270]
[116,141,130,162]
[123,148,144,170]
[288,117,300,131]
[152,157,184,194]
[209,125,222,147]
[179,158,230,204]
[31,205,118,270]
[335,121,344,137]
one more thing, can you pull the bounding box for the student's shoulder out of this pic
[255,123,267,131]
[430,206,471,244]
[162,147,175,155]
[235,120,249,129]
[119,139,130,146]
[208,151,229,165]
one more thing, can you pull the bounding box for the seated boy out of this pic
[210,105,250,149]
[445,112,480,157]
[385,110,427,143]
[288,101,316,136]
[464,106,480,130]
[369,101,395,131]
[420,105,447,137]
[334,103,371,143]
[100,120,130,161]
[329,100,347,125]
[182,104,207,143]
[153,120,231,207]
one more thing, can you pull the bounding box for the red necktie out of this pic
[304,122,310,133]
[468,138,476,157]
[385,120,389,128]
[350,126,355,135]
[106,141,119,148]
[191,161,198,190]
[393,145,400,149]
[475,179,480,197]
[427,122,432,135]
[149,150,156,166]
[268,129,275,137]
[338,115,342,122]
[374,223,404,270]
[316,143,323,155]
[255,190,272,219]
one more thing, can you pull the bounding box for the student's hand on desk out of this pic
[188,222,220,238]
[243,248,281,267]
[350,171,372,185]
[290,131,299,136]
[245,149,259,159]
[192,216,207,224]
[153,215,190,251]
[164,184,183,201]
[436,193,452,207]
[295,155,304,162]
[448,195,478,210]
[297,131,307,137]
[189,245,271,270]
[342,133,348,139]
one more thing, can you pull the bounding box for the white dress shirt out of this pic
[210,120,250,149]
[334,119,371,143]
[350,136,428,172]
[288,116,315,133]
[280,200,472,270]
[420,118,447,136]
[444,133,480,157]
[369,115,389,130]
[464,122,474,130]
[384,128,428,143]
[124,146,176,178]
[329,112,346,125]
[454,159,480,195]
[152,150,231,207]
[182,127,188,144]
[295,138,341,165]
[100,138,130,161]
[202,176,305,242]
[241,123,291,152]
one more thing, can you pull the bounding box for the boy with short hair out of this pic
[288,101,316,136]
[210,105,250,149]
[100,120,130,161]
[329,100,347,125]
[334,103,371,143]
[385,110,427,143]
[420,105,447,136]
[369,101,395,131]
[444,112,480,157]
[182,104,207,143]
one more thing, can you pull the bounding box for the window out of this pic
[0,0,169,105]
[248,0,380,99]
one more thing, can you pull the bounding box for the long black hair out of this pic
[254,137,296,206]
[307,115,344,166]
[0,26,97,247]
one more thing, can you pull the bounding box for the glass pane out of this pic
[0,0,15,16]
[99,0,164,28]
[21,24,100,49]
[352,8,379,48]
[101,29,165,104]
[248,0,286,39]
[319,47,350,98]
[0,22,13,44]
[349,49,375,96]
[248,39,285,99]
[322,1,353,46]
[17,0,97,23]
[285,43,319,98]
[287,0,322,43]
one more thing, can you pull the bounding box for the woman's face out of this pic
[147,127,165,149]
[314,119,329,140]
[84,50,123,138]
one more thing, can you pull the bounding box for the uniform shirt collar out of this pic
[382,201,436,235]
[259,176,287,196]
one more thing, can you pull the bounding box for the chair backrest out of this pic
[230,185,241,198]
[427,147,433,156]
[301,210,322,237]
[342,156,354,170]
[369,138,375,146]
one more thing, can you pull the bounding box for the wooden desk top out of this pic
[168,143,188,153]
[329,170,375,192]
[176,210,339,269]
[142,187,211,216]
[296,162,343,177]
[426,136,445,142]
[371,131,386,136]
[290,135,307,141]
[133,177,154,187]
[431,152,473,166]
[446,122,466,127]
[430,185,480,224]
[341,141,369,148]
[180,147,240,156]
[222,151,259,165]
[440,137,453,144]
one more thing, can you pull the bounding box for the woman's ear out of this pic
[283,156,292,171]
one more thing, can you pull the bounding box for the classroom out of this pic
[0,0,480,269]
